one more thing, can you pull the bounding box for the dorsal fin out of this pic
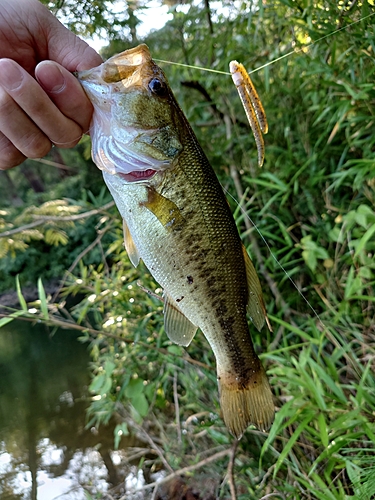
[163,292,198,347]
[123,219,140,267]
[242,244,271,332]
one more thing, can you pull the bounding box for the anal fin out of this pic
[242,244,271,332]
[163,292,197,347]
[123,219,140,267]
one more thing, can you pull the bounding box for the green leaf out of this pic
[89,374,107,393]
[16,275,27,311]
[317,413,329,448]
[125,378,144,398]
[354,223,375,257]
[104,360,116,377]
[274,413,315,476]
[308,358,347,403]
[167,345,184,356]
[267,315,319,342]
[37,277,49,320]
[114,422,129,450]
[131,393,149,417]
[0,310,25,328]
[260,399,295,460]
[44,228,69,246]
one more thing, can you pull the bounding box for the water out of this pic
[0,321,137,500]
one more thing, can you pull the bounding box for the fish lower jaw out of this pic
[118,169,156,182]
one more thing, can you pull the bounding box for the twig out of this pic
[137,281,164,302]
[29,157,78,171]
[184,411,210,426]
[123,448,157,463]
[0,310,214,370]
[0,219,54,237]
[204,0,214,35]
[52,225,112,301]
[173,371,182,445]
[0,201,115,238]
[258,464,276,491]
[32,200,115,221]
[115,403,174,475]
[227,439,238,500]
[122,448,231,497]
[260,494,285,500]
[151,485,159,500]
[181,78,252,134]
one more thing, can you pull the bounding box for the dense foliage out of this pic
[1,1,375,499]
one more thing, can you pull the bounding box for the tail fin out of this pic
[218,367,274,439]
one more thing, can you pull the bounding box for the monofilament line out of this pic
[155,11,375,76]
[224,189,327,331]
[153,59,229,75]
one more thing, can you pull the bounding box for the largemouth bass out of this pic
[77,44,274,439]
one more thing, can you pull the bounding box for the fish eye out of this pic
[149,78,167,97]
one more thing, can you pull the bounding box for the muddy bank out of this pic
[0,280,61,311]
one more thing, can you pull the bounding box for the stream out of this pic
[0,320,145,500]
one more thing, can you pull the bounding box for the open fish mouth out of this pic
[118,169,156,182]
[93,132,169,182]
[77,44,181,184]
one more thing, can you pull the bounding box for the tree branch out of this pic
[0,201,115,238]
[227,439,238,500]
[121,448,231,498]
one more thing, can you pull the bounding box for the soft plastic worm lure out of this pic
[229,61,268,167]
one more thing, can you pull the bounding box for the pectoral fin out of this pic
[242,244,271,332]
[143,187,185,231]
[123,219,140,267]
[163,292,198,346]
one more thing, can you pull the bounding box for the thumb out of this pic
[47,29,103,72]
[46,28,103,71]
[36,1,103,71]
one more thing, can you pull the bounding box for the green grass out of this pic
[1,1,375,498]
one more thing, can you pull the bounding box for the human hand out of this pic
[0,0,103,169]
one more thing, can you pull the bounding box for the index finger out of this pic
[35,61,95,139]
[0,59,83,148]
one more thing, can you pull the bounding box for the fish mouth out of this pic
[78,44,177,184]
[93,133,171,179]
[118,169,156,182]
[78,44,152,87]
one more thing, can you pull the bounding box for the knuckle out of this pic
[52,123,83,149]
[24,133,52,158]
[0,90,15,119]
[55,136,81,149]
[0,137,26,169]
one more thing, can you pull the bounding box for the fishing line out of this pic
[54,11,374,148]
[52,128,91,147]
[225,187,362,375]
[154,9,373,336]
[248,11,375,75]
[154,59,230,75]
[155,11,375,76]
[224,188,327,330]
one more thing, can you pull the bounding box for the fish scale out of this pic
[78,44,274,439]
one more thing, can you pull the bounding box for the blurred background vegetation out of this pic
[1,0,375,499]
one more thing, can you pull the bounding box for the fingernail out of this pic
[0,59,24,91]
[36,61,66,93]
